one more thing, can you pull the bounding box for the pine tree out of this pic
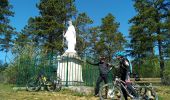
[98,13,126,61]
[74,13,93,56]
[129,0,170,78]
[18,0,76,55]
[87,26,100,58]
[0,0,15,63]
[164,10,170,58]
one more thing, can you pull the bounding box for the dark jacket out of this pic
[119,57,130,81]
[87,61,111,75]
[119,57,130,73]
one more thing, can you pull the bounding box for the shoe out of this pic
[94,94,99,97]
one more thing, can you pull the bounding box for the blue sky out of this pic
[0,0,136,63]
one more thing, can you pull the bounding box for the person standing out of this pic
[115,51,138,100]
[87,56,112,96]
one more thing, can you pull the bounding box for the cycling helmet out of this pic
[115,51,125,57]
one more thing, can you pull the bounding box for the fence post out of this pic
[66,55,69,87]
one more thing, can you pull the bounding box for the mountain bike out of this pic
[26,69,62,92]
[99,76,158,100]
[135,83,158,100]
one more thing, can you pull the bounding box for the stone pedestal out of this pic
[57,52,83,85]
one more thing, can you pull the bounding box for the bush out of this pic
[0,63,8,83]
[3,44,54,85]
[133,57,160,78]
[3,65,18,84]
[163,60,170,85]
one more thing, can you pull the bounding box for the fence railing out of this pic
[15,55,113,87]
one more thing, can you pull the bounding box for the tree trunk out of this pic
[157,27,165,79]
[155,12,165,80]
[158,39,164,79]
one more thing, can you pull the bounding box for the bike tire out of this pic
[26,77,41,92]
[99,83,123,100]
[54,77,62,92]
[48,76,62,92]
[141,87,159,100]
[46,81,56,92]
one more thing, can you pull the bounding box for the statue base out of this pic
[57,52,83,85]
[65,49,76,54]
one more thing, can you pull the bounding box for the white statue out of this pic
[64,20,76,53]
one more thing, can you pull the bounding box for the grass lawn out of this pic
[156,85,170,100]
[0,84,98,100]
[0,83,170,100]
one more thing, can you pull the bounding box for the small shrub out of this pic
[133,60,160,78]
[163,61,170,85]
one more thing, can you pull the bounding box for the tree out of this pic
[87,26,100,58]
[17,0,77,55]
[164,10,170,58]
[0,0,15,63]
[129,0,170,78]
[74,13,93,56]
[98,13,126,61]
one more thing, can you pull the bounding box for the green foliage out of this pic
[0,61,7,72]
[2,64,17,84]
[129,0,170,78]
[3,44,36,84]
[133,57,160,78]
[78,13,126,61]
[3,43,55,85]
[16,0,77,55]
[163,60,170,85]
[0,62,8,83]
[99,13,126,61]
[86,26,100,57]
[164,14,170,58]
[74,13,93,56]
[0,0,15,63]
[82,14,126,60]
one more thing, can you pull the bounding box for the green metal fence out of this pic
[15,55,114,87]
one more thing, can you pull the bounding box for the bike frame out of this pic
[114,77,136,98]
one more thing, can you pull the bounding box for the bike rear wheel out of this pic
[139,87,158,100]
[54,77,62,91]
[26,77,41,92]
[46,81,56,92]
[99,83,123,100]
[48,76,62,92]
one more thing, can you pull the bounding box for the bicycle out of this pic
[26,69,62,92]
[134,83,158,100]
[99,76,158,100]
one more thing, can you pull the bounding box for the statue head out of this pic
[68,20,72,26]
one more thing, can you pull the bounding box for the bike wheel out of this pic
[53,77,62,92]
[26,77,41,92]
[48,76,62,92]
[141,87,158,100]
[46,81,56,92]
[99,83,123,100]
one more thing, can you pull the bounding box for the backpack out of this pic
[123,58,132,73]
[129,60,132,73]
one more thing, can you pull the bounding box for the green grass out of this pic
[0,84,97,100]
[0,83,170,100]
[156,85,170,100]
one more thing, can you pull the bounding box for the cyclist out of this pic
[115,51,138,100]
[87,56,112,97]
